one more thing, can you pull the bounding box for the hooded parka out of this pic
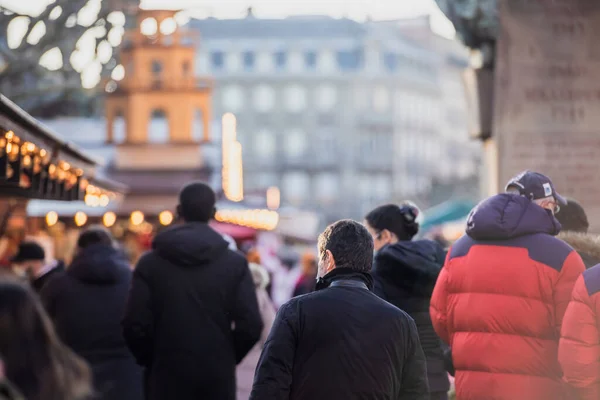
[372,240,450,397]
[430,194,585,400]
[122,223,263,400]
[41,244,143,400]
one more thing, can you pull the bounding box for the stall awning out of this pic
[420,200,476,232]
[0,95,126,202]
[210,221,257,240]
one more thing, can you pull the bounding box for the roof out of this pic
[0,96,127,197]
[189,16,366,39]
[0,95,97,165]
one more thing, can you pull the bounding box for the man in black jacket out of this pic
[122,182,263,400]
[251,219,429,400]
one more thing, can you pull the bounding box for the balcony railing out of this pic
[111,76,213,93]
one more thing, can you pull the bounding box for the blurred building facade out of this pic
[190,13,480,221]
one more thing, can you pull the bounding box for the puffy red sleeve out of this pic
[559,275,600,400]
[554,251,585,332]
[430,253,451,344]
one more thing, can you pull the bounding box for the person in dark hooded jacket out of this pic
[40,226,143,400]
[365,203,450,400]
[556,197,600,269]
[122,182,263,400]
[251,219,429,400]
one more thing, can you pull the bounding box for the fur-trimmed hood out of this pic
[558,231,600,269]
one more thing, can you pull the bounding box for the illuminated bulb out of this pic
[158,210,173,226]
[74,211,87,227]
[103,211,116,227]
[26,142,35,152]
[130,210,144,226]
[22,155,31,167]
[40,149,47,158]
[99,194,110,207]
[5,131,14,140]
[45,211,58,227]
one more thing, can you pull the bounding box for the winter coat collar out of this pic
[315,267,374,291]
[373,240,444,296]
[466,193,561,240]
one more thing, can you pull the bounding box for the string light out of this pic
[45,211,58,227]
[103,212,116,227]
[74,211,87,227]
[130,210,144,226]
[158,210,174,226]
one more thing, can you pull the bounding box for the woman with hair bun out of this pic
[365,203,450,400]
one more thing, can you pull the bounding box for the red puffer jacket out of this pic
[431,194,585,400]
[559,265,600,400]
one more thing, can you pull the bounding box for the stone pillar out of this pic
[494,0,600,230]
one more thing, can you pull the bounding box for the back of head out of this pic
[0,278,91,400]
[318,220,374,273]
[365,203,420,241]
[556,198,589,233]
[178,182,216,223]
[77,225,114,250]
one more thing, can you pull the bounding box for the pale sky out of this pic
[0,0,455,88]
[0,0,452,26]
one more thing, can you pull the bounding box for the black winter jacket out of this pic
[122,223,263,400]
[372,240,450,394]
[251,268,429,400]
[41,244,143,400]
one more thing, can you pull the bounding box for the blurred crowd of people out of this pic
[0,171,599,399]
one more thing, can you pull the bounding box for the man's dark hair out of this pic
[178,182,216,223]
[318,220,374,273]
[365,204,419,241]
[77,226,113,249]
[556,198,589,233]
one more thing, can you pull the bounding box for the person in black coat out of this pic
[122,182,263,400]
[251,219,429,400]
[365,204,450,400]
[40,227,143,400]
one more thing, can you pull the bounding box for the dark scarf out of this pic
[315,267,374,291]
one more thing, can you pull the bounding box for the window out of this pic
[316,130,336,161]
[383,52,398,72]
[253,84,275,112]
[243,51,255,71]
[226,52,242,72]
[113,110,126,144]
[254,129,276,159]
[274,51,287,69]
[284,84,307,112]
[305,51,317,70]
[257,172,278,188]
[315,173,339,204]
[256,52,272,72]
[319,50,336,73]
[282,172,310,205]
[337,49,363,71]
[192,109,204,142]
[148,109,169,143]
[374,174,390,199]
[221,85,244,112]
[373,86,390,113]
[354,85,368,110]
[151,60,163,75]
[289,51,303,72]
[211,51,224,70]
[316,84,337,111]
[284,129,307,158]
